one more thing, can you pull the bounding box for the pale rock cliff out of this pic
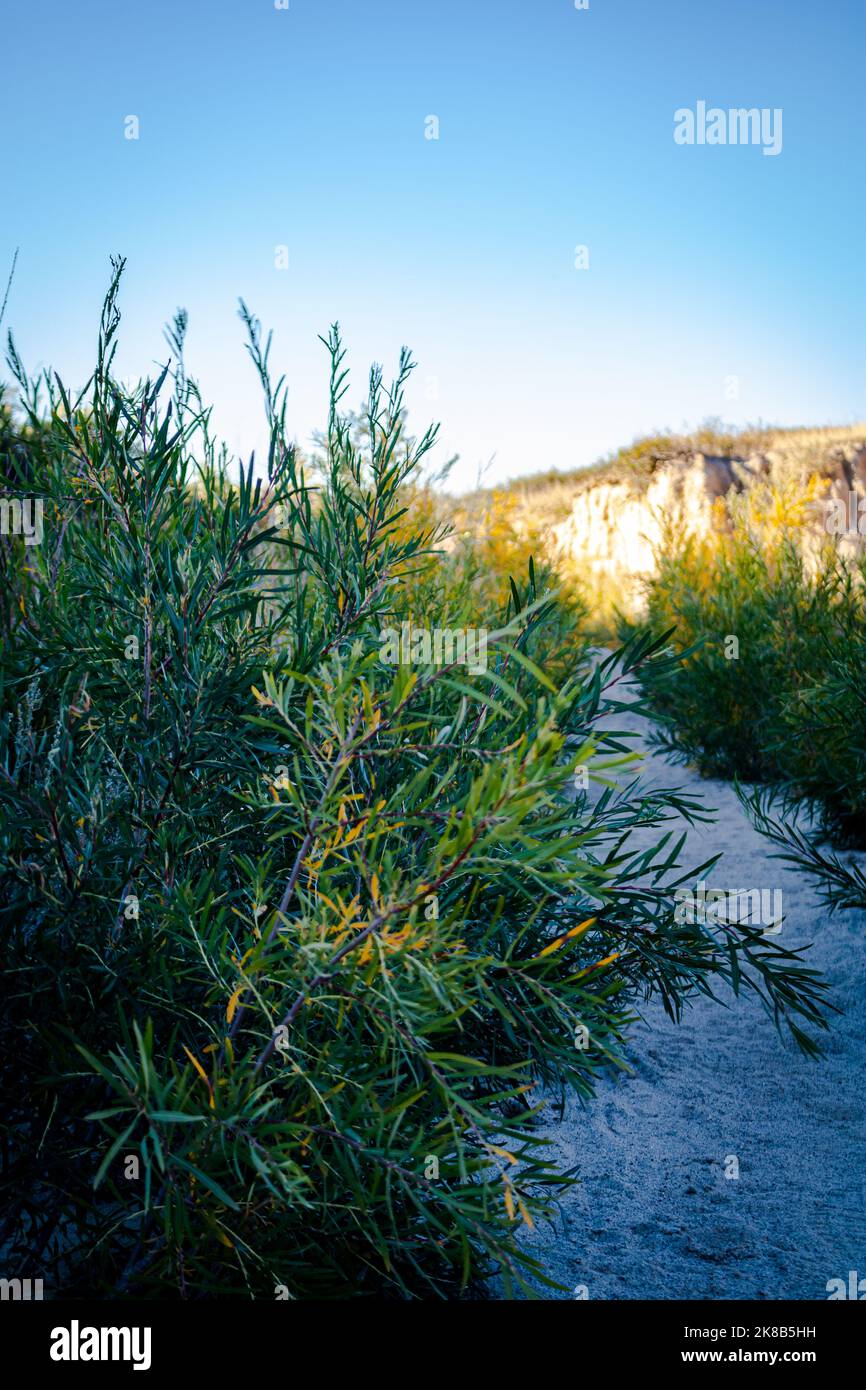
[550,435,866,612]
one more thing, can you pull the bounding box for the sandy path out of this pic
[517,691,866,1300]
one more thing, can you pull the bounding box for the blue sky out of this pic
[2,0,864,489]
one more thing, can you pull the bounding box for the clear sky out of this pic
[2,0,864,490]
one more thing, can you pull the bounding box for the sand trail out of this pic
[518,692,866,1300]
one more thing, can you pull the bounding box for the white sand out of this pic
[514,690,866,1300]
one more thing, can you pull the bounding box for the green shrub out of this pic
[636,488,866,846]
[0,263,830,1300]
[769,564,866,846]
[642,532,824,778]
[739,785,866,915]
[735,583,866,894]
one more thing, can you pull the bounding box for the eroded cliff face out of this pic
[550,437,866,613]
[551,454,737,605]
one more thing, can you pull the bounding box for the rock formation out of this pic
[549,430,866,613]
